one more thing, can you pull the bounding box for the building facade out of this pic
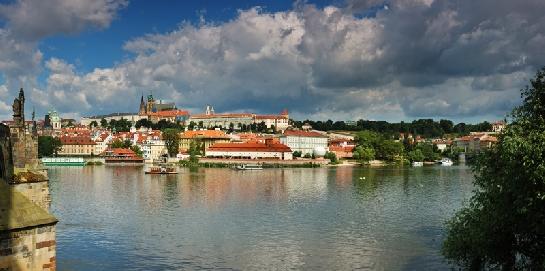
[206,139,293,160]
[280,130,328,155]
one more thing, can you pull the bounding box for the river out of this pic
[48,165,474,270]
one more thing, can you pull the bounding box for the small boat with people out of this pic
[235,163,263,170]
[145,165,178,174]
[439,158,454,166]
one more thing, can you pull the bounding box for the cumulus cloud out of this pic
[3,0,545,122]
[0,0,127,120]
[0,0,128,41]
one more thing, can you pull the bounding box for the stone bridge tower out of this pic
[0,88,58,271]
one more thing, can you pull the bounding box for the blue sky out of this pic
[40,1,334,73]
[0,0,543,123]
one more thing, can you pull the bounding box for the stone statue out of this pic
[12,97,20,117]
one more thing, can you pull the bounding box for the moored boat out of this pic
[103,148,144,165]
[235,163,263,170]
[42,157,86,166]
[145,166,177,174]
[439,158,454,166]
[412,161,424,167]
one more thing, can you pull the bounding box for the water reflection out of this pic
[48,165,474,270]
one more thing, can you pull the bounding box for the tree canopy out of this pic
[442,67,545,270]
[162,128,181,157]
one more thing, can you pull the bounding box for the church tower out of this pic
[139,95,147,115]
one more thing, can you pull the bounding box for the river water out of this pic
[48,165,474,270]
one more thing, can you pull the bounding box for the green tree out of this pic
[162,128,180,157]
[135,118,152,128]
[130,145,143,157]
[443,67,545,270]
[353,146,375,163]
[293,150,302,158]
[38,136,62,157]
[324,152,338,163]
[100,118,108,128]
[89,120,98,128]
[355,130,382,149]
[407,149,425,162]
[110,139,131,149]
[188,140,201,163]
[376,140,404,161]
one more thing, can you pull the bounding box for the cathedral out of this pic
[138,94,176,115]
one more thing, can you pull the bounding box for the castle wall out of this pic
[0,124,14,182]
[0,225,56,271]
[9,126,39,172]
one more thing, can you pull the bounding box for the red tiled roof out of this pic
[208,141,291,152]
[60,136,96,145]
[283,130,327,138]
[254,115,288,120]
[181,130,229,139]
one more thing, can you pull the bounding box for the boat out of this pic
[103,148,144,165]
[235,163,263,170]
[411,161,424,167]
[41,157,86,166]
[145,165,178,174]
[439,158,454,166]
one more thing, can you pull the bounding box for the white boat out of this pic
[235,163,263,170]
[412,161,424,167]
[41,157,86,166]
[439,158,454,166]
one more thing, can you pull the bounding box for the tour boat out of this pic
[235,163,263,170]
[145,166,178,174]
[439,158,454,166]
[103,148,144,165]
[411,161,424,167]
[41,157,86,166]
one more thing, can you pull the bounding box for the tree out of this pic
[443,67,545,270]
[355,130,382,149]
[38,136,62,157]
[100,118,108,128]
[353,146,375,163]
[407,149,424,162]
[162,128,180,157]
[89,121,98,129]
[293,150,302,158]
[188,140,201,164]
[324,152,338,163]
[130,145,143,157]
[376,140,404,161]
[110,139,131,149]
[135,118,152,129]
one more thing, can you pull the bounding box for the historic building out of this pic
[0,88,58,271]
[179,130,230,154]
[280,130,328,155]
[189,106,290,131]
[206,138,293,160]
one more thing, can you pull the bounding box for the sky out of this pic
[0,0,544,123]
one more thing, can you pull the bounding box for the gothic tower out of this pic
[139,95,147,115]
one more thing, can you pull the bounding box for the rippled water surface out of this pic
[48,165,474,270]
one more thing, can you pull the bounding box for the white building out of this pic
[80,113,145,126]
[49,110,61,130]
[280,130,329,155]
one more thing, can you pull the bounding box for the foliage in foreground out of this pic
[442,67,545,270]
